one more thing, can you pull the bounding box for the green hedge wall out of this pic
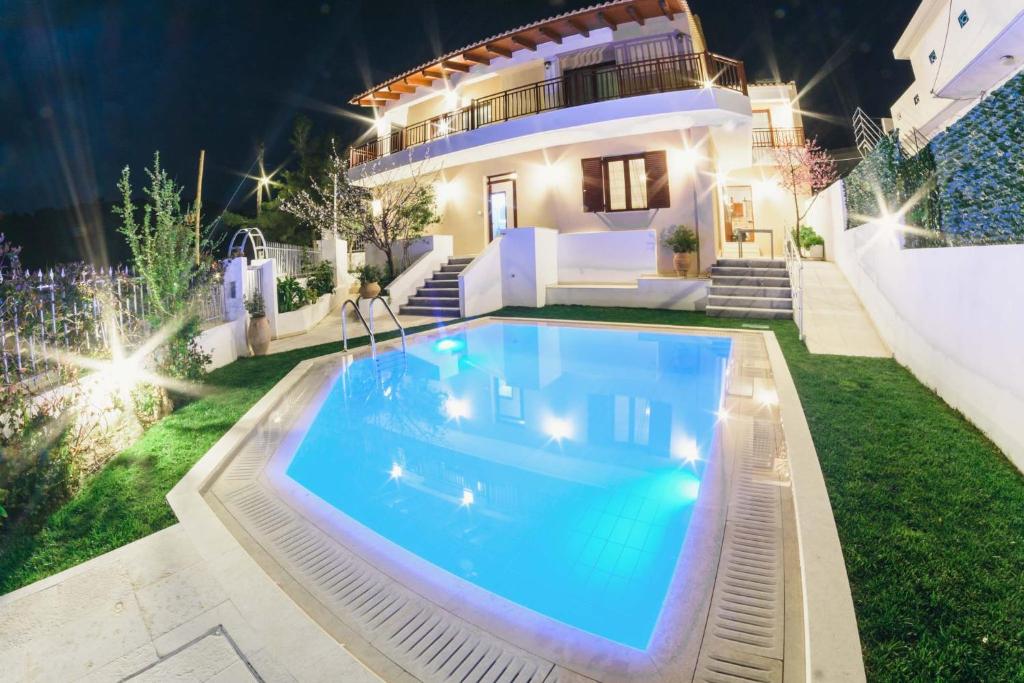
[930,70,1024,244]
[846,69,1024,246]
[845,134,900,230]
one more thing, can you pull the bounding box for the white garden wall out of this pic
[814,181,1024,472]
[196,317,249,370]
[556,229,656,283]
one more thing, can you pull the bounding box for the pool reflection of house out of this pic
[346,0,810,316]
[363,324,731,514]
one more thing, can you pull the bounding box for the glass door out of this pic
[487,173,517,242]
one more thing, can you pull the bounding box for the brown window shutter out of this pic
[581,157,604,212]
[644,150,670,208]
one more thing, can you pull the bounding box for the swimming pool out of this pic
[284,321,732,649]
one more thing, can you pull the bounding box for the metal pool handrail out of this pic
[340,298,372,353]
[368,295,407,357]
[784,231,805,341]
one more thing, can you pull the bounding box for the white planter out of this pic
[274,293,334,339]
[808,244,825,260]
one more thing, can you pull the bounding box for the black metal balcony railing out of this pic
[350,51,747,167]
[752,127,805,148]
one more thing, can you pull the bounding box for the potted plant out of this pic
[353,264,384,299]
[793,225,825,259]
[663,225,698,277]
[245,295,271,356]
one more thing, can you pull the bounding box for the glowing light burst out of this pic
[461,488,475,506]
[41,314,211,406]
[543,415,573,442]
[444,396,471,421]
[433,337,464,353]
[849,181,944,254]
[389,463,403,479]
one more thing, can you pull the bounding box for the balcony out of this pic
[752,127,805,148]
[349,52,747,168]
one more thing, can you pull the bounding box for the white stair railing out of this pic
[784,230,805,341]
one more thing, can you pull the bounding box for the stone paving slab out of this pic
[801,261,890,357]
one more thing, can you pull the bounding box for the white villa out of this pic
[347,0,806,320]
[888,0,1024,147]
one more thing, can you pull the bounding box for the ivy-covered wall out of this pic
[846,69,1024,246]
[931,70,1024,244]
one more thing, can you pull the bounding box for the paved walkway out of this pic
[800,261,890,358]
[0,524,377,682]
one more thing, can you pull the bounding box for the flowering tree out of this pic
[280,142,364,247]
[771,137,838,244]
[353,163,441,280]
[286,155,441,280]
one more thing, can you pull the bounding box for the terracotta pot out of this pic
[248,315,271,356]
[359,282,381,299]
[672,252,692,277]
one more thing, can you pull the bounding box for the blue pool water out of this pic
[286,321,731,649]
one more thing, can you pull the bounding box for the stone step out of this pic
[440,263,468,273]
[431,271,460,281]
[448,256,475,265]
[716,259,786,269]
[399,305,460,318]
[711,266,789,278]
[710,285,792,297]
[711,275,791,287]
[422,280,458,289]
[706,305,793,320]
[407,295,460,307]
[708,295,793,310]
[415,287,459,298]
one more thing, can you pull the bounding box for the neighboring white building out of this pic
[346,0,807,315]
[890,0,1024,146]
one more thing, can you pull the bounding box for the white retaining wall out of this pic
[811,180,1024,472]
[556,229,657,284]
[196,317,249,370]
[459,228,559,317]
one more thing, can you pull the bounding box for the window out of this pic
[604,155,648,211]
[928,50,937,64]
[957,10,969,28]
[581,150,670,212]
[914,94,920,105]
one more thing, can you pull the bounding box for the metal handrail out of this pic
[368,295,407,357]
[784,230,805,341]
[340,298,372,353]
[734,229,776,260]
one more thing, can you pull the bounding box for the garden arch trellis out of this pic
[227,227,268,262]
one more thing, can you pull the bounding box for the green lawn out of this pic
[1,306,1021,681]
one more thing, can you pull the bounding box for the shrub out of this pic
[277,276,307,313]
[352,264,384,286]
[662,225,698,253]
[793,225,824,255]
[306,261,335,298]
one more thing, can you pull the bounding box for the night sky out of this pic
[0,0,918,215]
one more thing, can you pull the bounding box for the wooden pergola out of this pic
[350,0,699,107]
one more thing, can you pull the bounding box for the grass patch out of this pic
[2,306,1021,680]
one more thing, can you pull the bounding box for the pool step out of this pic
[398,255,475,318]
[707,259,793,320]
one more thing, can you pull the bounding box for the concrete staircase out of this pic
[707,259,793,319]
[398,256,474,318]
